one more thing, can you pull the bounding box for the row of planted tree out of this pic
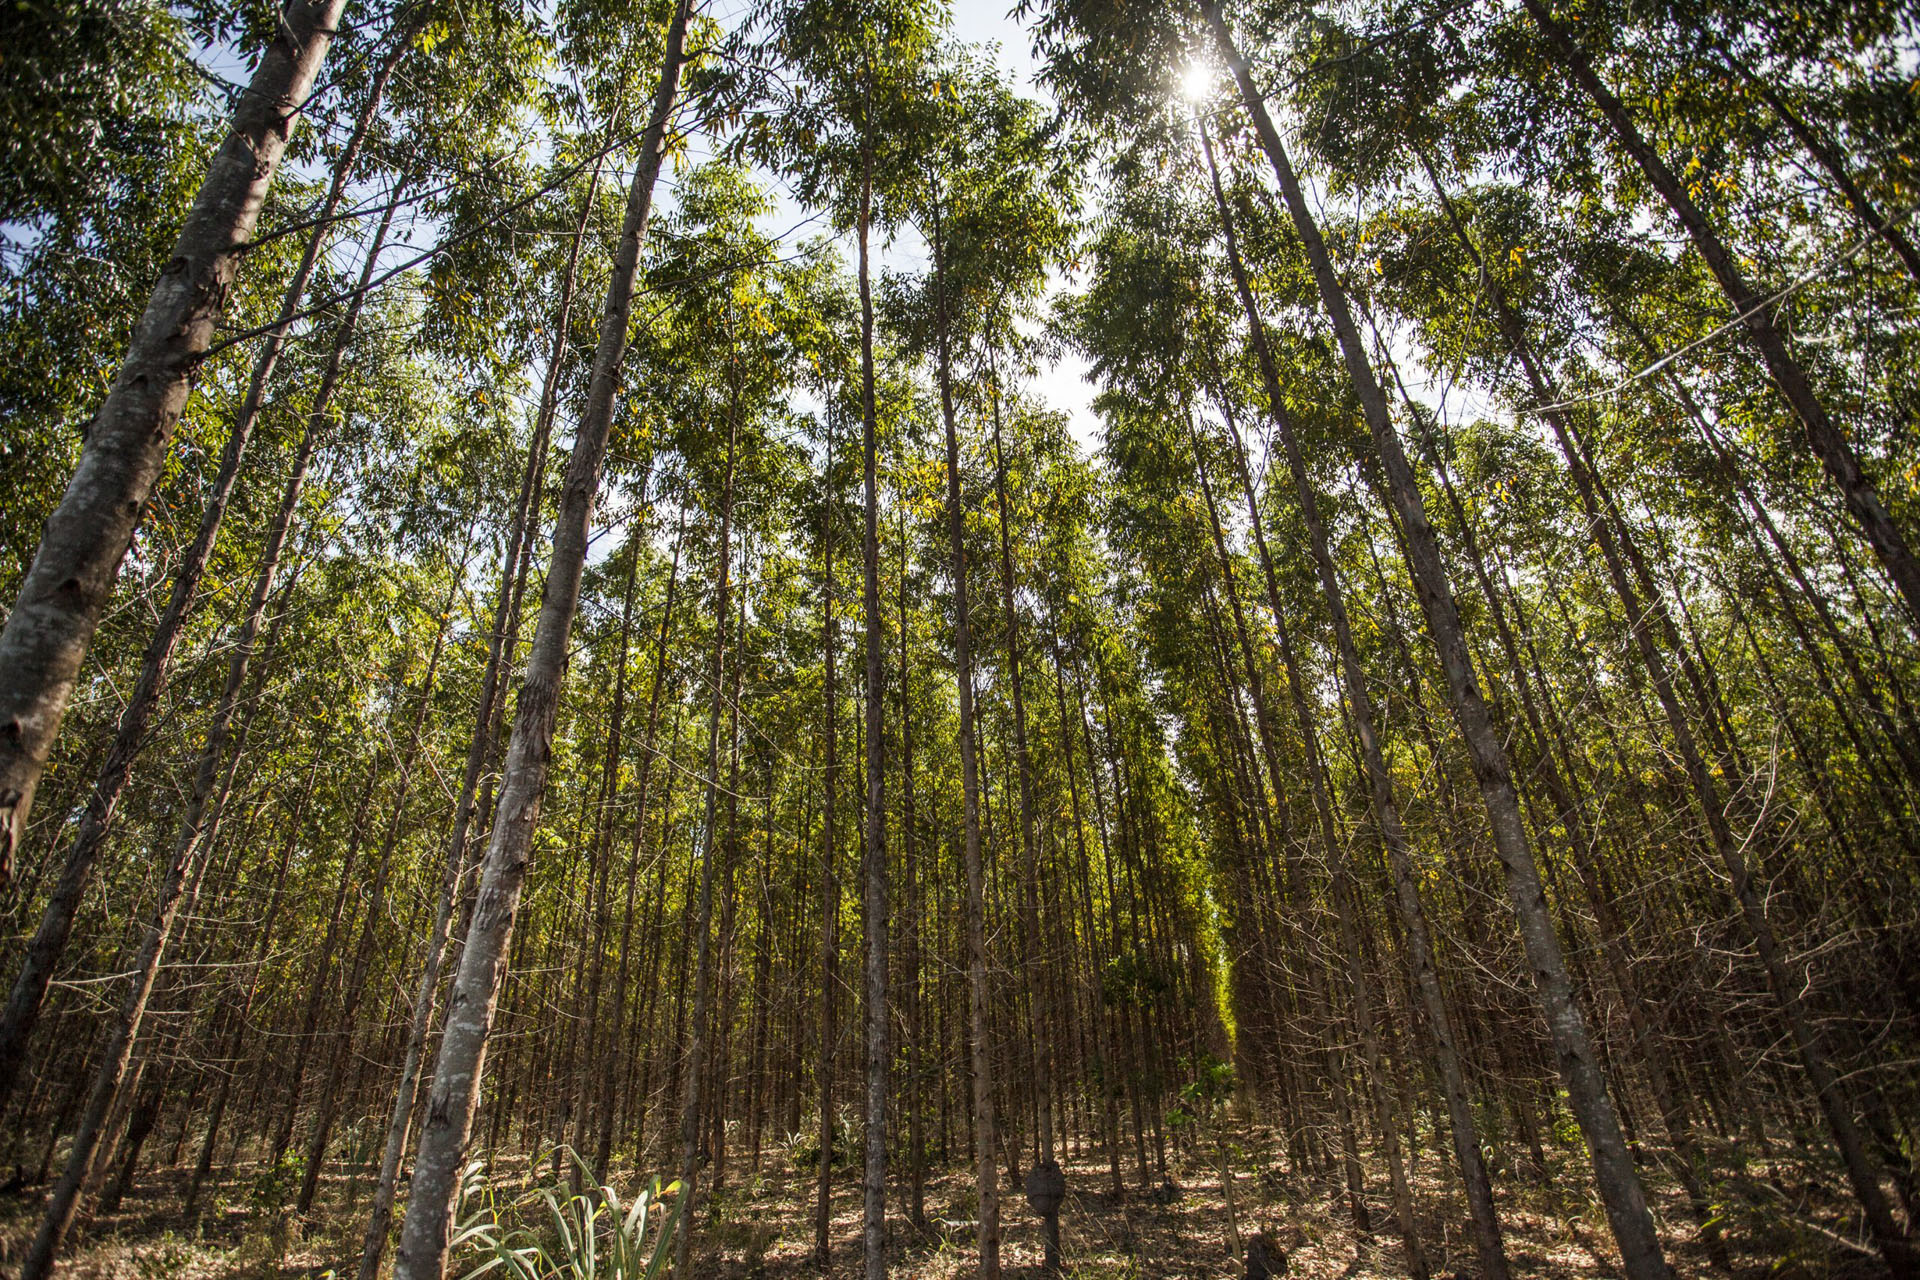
[0,0,1915,1276]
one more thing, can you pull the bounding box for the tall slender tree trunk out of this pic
[899,506,928,1228]
[988,363,1053,1176]
[1198,21,1670,1276]
[675,410,737,1277]
[857,116,890,1280]
[0,29,405,1107]
[1049,630,1124,1201]
[570,540,642,1181]
[357,143,610,1280]
[928,183,999,1280]
[390,8,689,1273]
[1517,0,1920,627]
[1183,400,1371,1232]
[815,419,843,1270]
[273,749,382,1164]
[0,0,349,880]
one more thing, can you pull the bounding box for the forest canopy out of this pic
[0,0,1917,1277]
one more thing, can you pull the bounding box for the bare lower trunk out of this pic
[1537,364,1916,1277]
[185,744,321,1220]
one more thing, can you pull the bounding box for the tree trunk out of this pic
[389,7,688,1272]
[675,410,737,1277]
[989,361,1053,1174]
[0,0,350,880]
[857,119,890,1280]
[929,183,1000,1280]
[815,416,843,1270]
[1200,17,1670,1276]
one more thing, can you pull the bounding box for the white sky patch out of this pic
[1180,61,1218,103]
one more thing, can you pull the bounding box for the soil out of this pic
[0,1121,1890,1278]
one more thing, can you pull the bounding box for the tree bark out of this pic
[389,7,688,1272]
[0,0,349,881]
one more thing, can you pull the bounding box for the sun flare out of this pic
[1180,61,1216,102]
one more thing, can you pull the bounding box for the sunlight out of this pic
[1180,61,1217,102]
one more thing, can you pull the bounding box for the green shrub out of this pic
[451,1145,680,1280]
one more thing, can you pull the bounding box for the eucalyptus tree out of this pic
[390,3,692,1273]
[884,47,1077,1276]
[18,150,426,1279]
[0,0,354,881]
[755,2,935,1266]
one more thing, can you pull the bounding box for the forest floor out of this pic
[0,1121,1894,1279]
